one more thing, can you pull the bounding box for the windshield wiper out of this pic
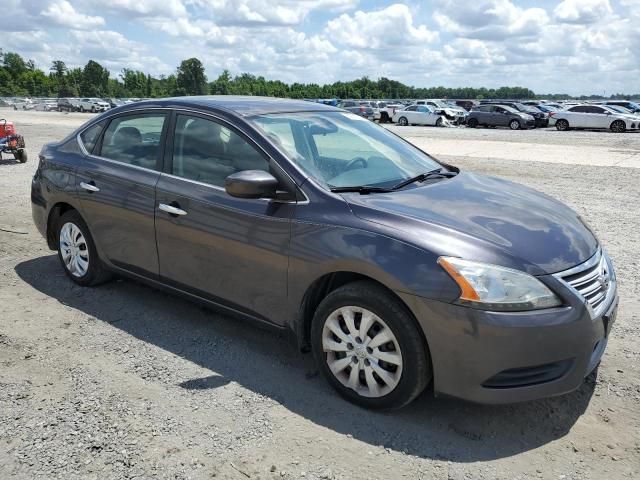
[330,185,393,194]
[390,168,457,191]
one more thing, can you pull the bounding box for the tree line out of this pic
[1,50,637,101]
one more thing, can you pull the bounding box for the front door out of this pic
[77,111,168,277]
[154,112,294,324]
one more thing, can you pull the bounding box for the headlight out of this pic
[438,257,562,311]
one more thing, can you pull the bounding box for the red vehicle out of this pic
[0,119,27,163]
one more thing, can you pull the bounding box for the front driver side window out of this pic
[172,114,269,187]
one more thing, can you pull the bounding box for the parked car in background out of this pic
[13,98,34,110]
[58,98,81,112]
[337,100,375,120]
[105,98,127,109]
[466,104,535,130]
[378,102,403,123]
[415,99,468,124]
[34,100,59,111]
[480,100,548,127]
[602,101,640,114]
[360,101,382,121]
[533,104,560,126]
[454,100,479,112]
[393,105,446,126]
[552,104,639,132]
[79,98,110,113]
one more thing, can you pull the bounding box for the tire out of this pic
[380,113,389,123]
[56,210,111,286]
[14,149,27,163]
[91,106,96,113]
[397,117,408,126]
[467,118,479,128]
[13,106,17,111]
[610,120,626,133]
[311,281,431,410]
[556,119,569,131]
[435,117,443,127]
[509,119,521,130]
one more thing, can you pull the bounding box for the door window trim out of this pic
[165,109,307,204]
[77,108,171,174]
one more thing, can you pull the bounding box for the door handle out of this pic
[159,203,187,216]
[80,181,100,193]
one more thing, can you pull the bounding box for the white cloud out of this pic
[326,4,437,49]
[554,0,612,24]
[40,0,105,28]
[190,0,358,26]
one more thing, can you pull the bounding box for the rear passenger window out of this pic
[79,121,105,154]
[171,114,269,187]
[99,114,166,170]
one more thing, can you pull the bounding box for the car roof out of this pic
[120,95,340,116]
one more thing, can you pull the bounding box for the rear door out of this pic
[403,105,418,123]
[154,111,295,324]
[76,110,168,277]
[566,106,589,127]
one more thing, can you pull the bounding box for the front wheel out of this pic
[435,117,443,127]
[397,117,408,126]
[311,281,431,410]
[467,118,478,128]
[610,120,626,133]
[56,210,111,286]
[509,119,521,130]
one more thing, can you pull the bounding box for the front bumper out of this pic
[397,274,618,404]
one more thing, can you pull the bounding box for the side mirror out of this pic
[225,170,278,199]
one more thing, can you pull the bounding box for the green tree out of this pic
[80,60,109,97]
[176,58,207,96]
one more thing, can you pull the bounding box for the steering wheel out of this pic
[343,156,368,172]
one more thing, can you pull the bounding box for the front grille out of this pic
[555,249,615,317]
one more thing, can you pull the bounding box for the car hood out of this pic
[344,171,598,275]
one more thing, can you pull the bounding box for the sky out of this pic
[2,0,640,95]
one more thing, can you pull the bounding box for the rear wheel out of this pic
[556,119,569,131]
[14,149,27,163]
[311,281,431,410]
[80,106,85,112]
[397,117,408,126]
[380,113,389,123]
[467,118,479,128]
[56,210,111,286]
[509,119,521,130]
[610,120,626,133]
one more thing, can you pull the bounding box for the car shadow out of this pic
[0,157,22,166]
[15,255,596,462]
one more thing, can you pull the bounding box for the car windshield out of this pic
[251,111,443,190]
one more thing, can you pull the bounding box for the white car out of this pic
[13,98,34,110]
[392,105,446,126]
[34,100,58,111]
[552,104,640,133]
[79,98,110,113]
[414,99,468,124]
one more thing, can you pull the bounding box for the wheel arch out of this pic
[295,271,428,354]
[46,202,80,249]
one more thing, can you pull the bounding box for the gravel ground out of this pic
[0,110,639,480]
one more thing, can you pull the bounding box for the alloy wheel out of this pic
[321,306,403,398]
[59,222,90,277]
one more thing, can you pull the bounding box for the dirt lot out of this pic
[1,110,639,480]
